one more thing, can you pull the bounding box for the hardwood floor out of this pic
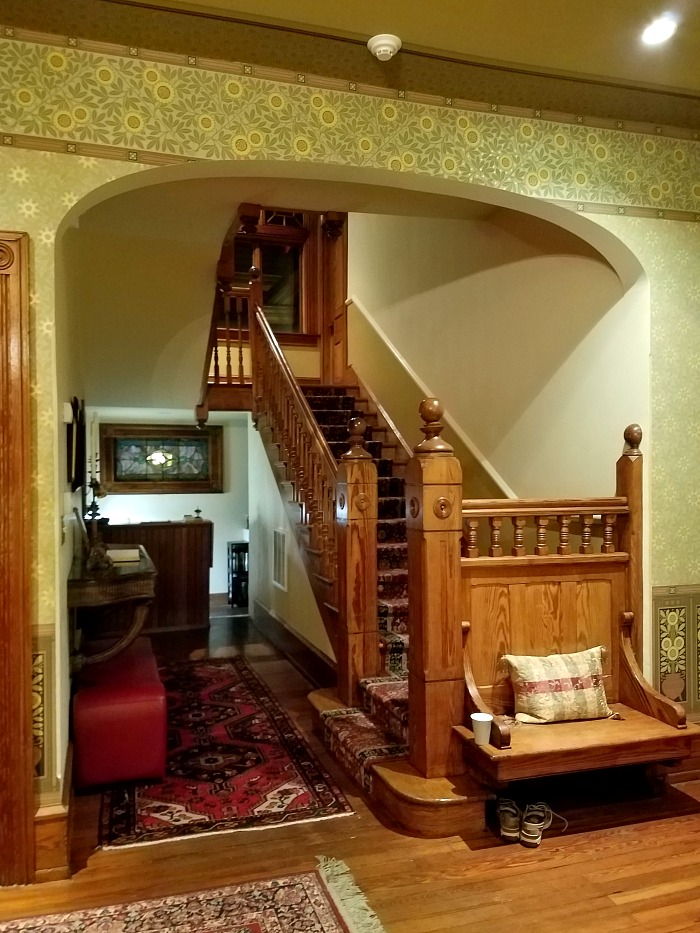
[4,608,700,931]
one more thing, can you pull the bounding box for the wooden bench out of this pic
[454,426,700,786]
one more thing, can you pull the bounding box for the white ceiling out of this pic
[134,0,700,95]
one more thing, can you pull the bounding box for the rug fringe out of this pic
[317,857,386,933]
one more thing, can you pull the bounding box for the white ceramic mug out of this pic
[470,712,493,746]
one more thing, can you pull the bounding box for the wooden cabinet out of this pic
[106,521,213,631]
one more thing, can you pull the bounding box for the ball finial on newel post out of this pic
[623,423,643,455]
[342,416,372,459]
[415,398,454,454]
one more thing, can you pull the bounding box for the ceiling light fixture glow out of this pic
[641,12,678,45]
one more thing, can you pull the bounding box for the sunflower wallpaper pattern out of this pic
[0,28,699,796]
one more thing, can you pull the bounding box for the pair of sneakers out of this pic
[496,798,567,847]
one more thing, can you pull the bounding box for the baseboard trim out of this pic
[251,600,336,689]
[34,745,72,881]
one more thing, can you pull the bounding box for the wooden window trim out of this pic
[100,424,223,494]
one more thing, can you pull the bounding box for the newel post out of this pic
[336,418,380,706]
[405,400,465,778]
[616,423,645,664]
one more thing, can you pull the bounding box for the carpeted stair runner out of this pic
[303,385,411,791]
[303,386,410,675]
[320,707,408,792]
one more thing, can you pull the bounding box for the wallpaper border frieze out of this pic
[3,24,699,145]
[0,28,699,223]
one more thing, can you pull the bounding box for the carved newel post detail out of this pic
[336,417,379,706]
[405,399,465,778]
[616,423,644,663]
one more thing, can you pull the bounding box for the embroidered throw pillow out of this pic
[501,646,614,724]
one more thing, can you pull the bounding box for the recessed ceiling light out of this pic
[641,12,679,45]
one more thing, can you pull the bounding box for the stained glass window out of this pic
[99,424,223,494]
[115,437,209,482]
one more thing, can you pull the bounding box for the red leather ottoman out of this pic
[72,637,167,789]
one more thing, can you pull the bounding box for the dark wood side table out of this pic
[68,547,156,670]
[104,520,213,631]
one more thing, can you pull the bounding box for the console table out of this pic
[68,548,156,669]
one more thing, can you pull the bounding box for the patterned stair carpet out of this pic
[303,386,410,676]
[100,657,353,847]
[303,386,412,791]
[0,858,386,933]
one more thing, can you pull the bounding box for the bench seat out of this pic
[72,636,167,789]
[454,704,700,784]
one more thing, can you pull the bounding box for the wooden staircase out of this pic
[296,383,489,834]
[302,384,410,676]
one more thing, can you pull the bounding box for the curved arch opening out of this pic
[56,158,648,499]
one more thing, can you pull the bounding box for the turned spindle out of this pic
[535,516,549,556]
[557,515,572,555]
[511,516,526,557]
[489,516,503,557]
[602,514,617,553]
[579,514,594,554]
[465,518,480,558]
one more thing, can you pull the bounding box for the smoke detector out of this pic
[367,34,402,62]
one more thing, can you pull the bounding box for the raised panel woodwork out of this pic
[469,584,510,687]
[105,521,213,631]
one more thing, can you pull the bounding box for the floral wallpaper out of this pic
[0,29,698,799]
[0,36,698,214]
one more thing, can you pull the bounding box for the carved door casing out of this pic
[0,231,35,884]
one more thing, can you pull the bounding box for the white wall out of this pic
[348,210,650,498]
[92,407,249,593]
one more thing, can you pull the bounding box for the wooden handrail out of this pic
[348,366,413,462]
[251,302,339,583]
[253,306,337,480]
[462,497,629,517]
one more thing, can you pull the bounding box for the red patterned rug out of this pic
[100,658,353,847]
[0,858,386,932]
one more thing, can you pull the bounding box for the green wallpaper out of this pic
[1,37,699,213]
[0,30,699,796]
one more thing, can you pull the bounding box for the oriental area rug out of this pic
[0,858,386,933]
[100,658,353,847]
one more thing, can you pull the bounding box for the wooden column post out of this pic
[616,423,644,664]
[319,212,348,386]
[336,418,380,706]
[405,400,465,778]
[248,264,262,422]
[0,231,35,884]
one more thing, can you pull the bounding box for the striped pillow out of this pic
[501,646,614,724]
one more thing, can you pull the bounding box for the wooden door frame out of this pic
[0,231,35,884]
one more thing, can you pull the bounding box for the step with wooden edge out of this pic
[308,688,491,838]
[359,675,409,744]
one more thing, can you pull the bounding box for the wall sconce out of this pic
[367,34,402,61]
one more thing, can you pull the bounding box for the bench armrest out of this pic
[619,611,686,729]
[463,622,512,749]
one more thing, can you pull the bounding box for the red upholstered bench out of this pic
[72,637,167,790]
